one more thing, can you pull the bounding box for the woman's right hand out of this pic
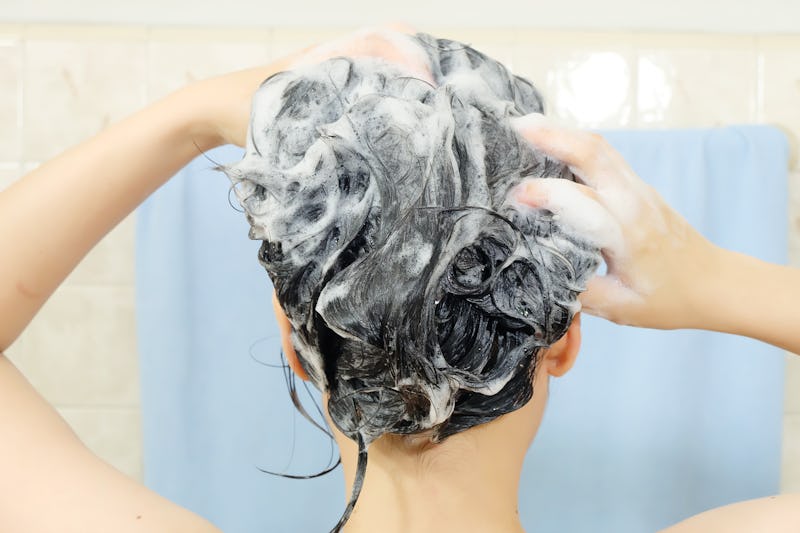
[200,24,433,148]
[511,114,725,330]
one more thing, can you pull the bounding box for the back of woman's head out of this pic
[226,32,600,526]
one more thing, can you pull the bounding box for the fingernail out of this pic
[509,113,547,131]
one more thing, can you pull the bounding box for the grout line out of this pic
[144,25,153,104]
[631,47,641,128]
[16,32,24,166]
[139,29,148,109]
[755,38,766,124]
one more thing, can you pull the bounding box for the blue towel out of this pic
[136,126,788,533]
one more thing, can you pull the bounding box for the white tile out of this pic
[63,212,136,286]
[514,32,636,128]
[0,163,21,192]
[147,35,269,102]
[268,28,356,63]
[59,407,143,481]
[13,285,140,407]
[781,413,800,493]
[23,38,147,162]
[0,40,21,163]
[2,327,26,360]
[24,25,146,42]
[635,35,758,128]
[22,160,40,173]
[0,24,24,43]
[760,36,800,171]
[425,28,517,70]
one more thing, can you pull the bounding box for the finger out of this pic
[513,178,625,255]
[578,275,640,324]
[510,114,623,190]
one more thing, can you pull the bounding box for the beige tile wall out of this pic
[0,24,798,492]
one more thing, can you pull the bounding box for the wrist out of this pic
[688,245,755,335]
[177,59,296,149]
[164,83,228,152]
[681,242,734,331]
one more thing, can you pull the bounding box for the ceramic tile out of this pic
[631,33,755,50]
[147,37,269,102]
[0,24,24,42]
[59,407,143,480]
[517,30,633,49]
[514,32,635,128]
[760,37,800,170]
[635,36,758,127]
[24,25,147,41]
[148,27,269,43]
[268,28,360,63]
[426,27,517,70]
[2,326,26,361]
[0,40,21,163]
[14,286,140,407]
[552,51,635,127]
[22,160,40,173]
[23,38,147,162]
[781,413,800,493]
[507,49,550,98]
[0,163,21,192]
[63,212,136,287]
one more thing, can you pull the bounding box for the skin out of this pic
[511,113,800,355]
[0,25,798,532]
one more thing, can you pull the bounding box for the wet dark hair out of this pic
[226,33,600,531]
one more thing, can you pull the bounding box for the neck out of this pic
[333,391,547,533]
[324,368,551,533]
[341,433,525,533]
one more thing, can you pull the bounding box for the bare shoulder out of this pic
[660,495,800,533]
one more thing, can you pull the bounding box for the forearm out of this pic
[697,247,800,354]
[0,81,230,352]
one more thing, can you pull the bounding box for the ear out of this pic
[271,290,310,381]
[542,312,582,378]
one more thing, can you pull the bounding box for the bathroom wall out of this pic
[4,0,800,33]
[1,23,798,495]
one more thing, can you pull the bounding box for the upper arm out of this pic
[0,353,222,533]
[661,495,800,533]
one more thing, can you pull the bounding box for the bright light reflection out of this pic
[551,52,630,127]
[637,56,673,124]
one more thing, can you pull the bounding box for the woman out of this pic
[0,26,798,533]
